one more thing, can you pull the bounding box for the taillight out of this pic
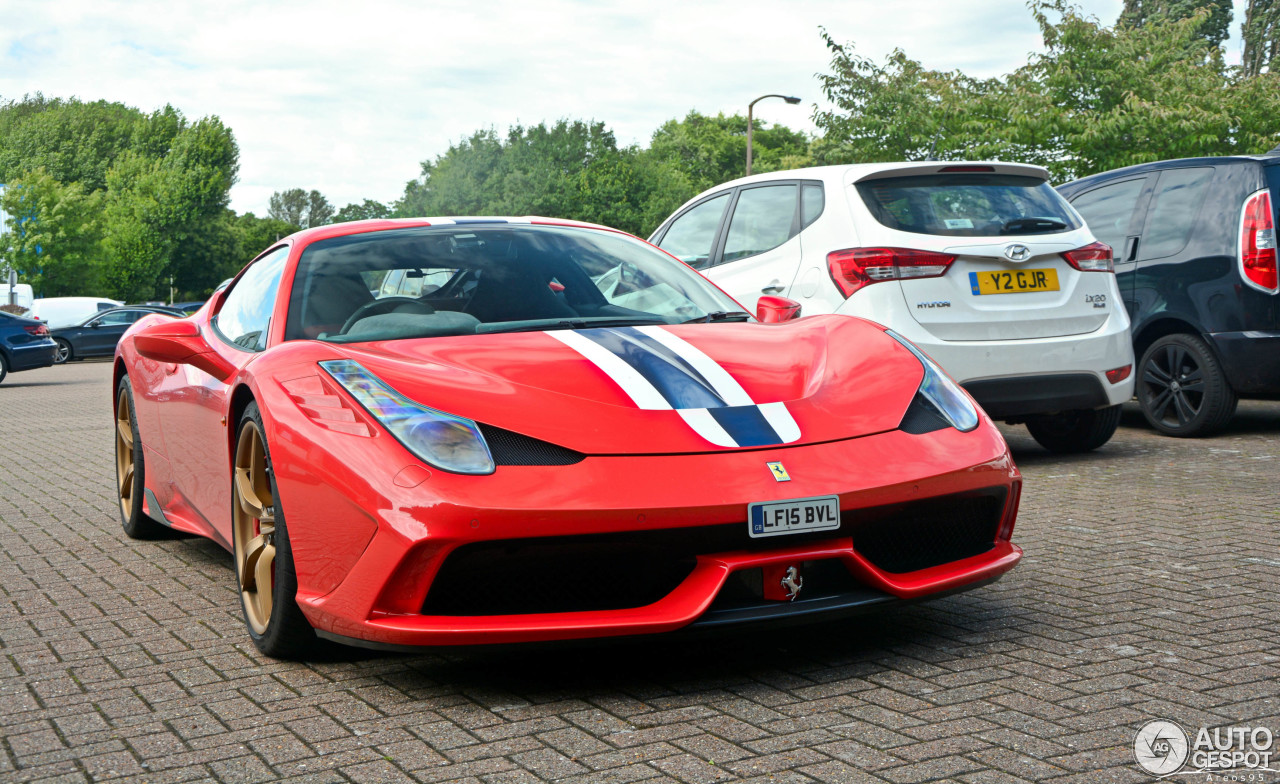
[23,325,49,337]
[827,247,956,297]
[1240,189,1277,293]
[1061,241,1114,272]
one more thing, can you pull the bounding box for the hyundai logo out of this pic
[1004,244,1032,261]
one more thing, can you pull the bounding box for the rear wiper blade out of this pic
[1001,217,1068,234]
[683,310,753,324]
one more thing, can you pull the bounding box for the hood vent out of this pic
[478,423,585,466]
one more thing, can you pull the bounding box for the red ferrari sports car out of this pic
[114,217,1022,659]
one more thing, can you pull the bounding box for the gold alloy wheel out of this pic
[233,420,276,635]
[115,387,136,520]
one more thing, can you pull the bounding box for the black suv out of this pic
[1058,149,1280,437]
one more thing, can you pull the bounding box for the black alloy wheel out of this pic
[1137,334,1237,437]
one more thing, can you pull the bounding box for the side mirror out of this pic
[756,296,802,323]
[89,322,100,329]
[133,318,235,381]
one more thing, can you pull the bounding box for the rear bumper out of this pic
[963,373,1111,418]
[286,426,1023,648]
[4,340,57,372]
[1210,330,1280,396]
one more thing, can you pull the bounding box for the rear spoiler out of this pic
[852,162,1052,184]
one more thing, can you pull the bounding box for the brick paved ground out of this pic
[1,360,1277,783]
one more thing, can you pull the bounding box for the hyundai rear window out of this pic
[856,174,1082,237]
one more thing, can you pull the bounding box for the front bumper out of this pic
[276,420,1022,648]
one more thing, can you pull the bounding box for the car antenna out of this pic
[923,129,944,162]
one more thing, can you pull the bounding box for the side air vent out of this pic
[477,424,585,466]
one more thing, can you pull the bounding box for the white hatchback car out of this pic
[649,162,1135,452]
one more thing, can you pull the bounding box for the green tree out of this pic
[0,168,106,296]
[1120,0,1232,47]
[1243,0,1279,76]
[813,3,1280,182]
[333,198,391,223]
[0,95,148,193]
[268,188,333,228]
[647,111,811,190]
[234,212,299,258]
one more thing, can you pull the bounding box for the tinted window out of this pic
[286,226,744,344]
[722,185,798,263]
[857,174,1081,236]
[1139,168,1214,260]
[1070,178,1146,255]
[657,193,730,270]
[801,183,825,228]
[215,247,288,351]
[96,310,144,326]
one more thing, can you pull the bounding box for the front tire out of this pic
[0,351,8,384]
[54,339,72,364]
[1137,334,1237,437]
[1025,405,1122,453]
[116,375,168,538]
[232,402,317,659]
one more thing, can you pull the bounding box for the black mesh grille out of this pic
[850,493,1002,573]
[478,423,584,466]
[420,488,1007,616]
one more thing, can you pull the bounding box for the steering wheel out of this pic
[340,297,435,334]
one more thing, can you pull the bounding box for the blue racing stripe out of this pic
[579,327,726,409]
[707,405,783,447]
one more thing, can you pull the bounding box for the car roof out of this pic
[277,216,627,248]
[1060,154,1274,189]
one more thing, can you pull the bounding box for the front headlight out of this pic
[885,330,980,433]
[319,359,495,475]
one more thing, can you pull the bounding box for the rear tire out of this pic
[1137,334,1237,437]
[116,375,168,539]
[0,351,8,384]
[233,402,318,660]
[1025,405,1122,453]
[54,339,72,364]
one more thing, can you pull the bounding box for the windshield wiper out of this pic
[683,310,753,324]
[478,316,668,335]
[1001,217,1068,234]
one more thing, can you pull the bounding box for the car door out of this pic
[1129,167,1216,327]
[157,246,290,542]
[83,309,145,356]
[1068,175,1152,319]
[704,182,803,312]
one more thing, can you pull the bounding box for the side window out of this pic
[1139,167,1214,260]
[722,184,798,263]
[801,183,825,228]
[657,193,730,270]
[215,247,289,351]
[1070,178,1146,256]
[97,310,141,326]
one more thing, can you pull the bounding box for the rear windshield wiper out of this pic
[683,310,753,324]
[1001,217,1068,234]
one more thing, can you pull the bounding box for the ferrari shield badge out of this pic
[767,461,790,482]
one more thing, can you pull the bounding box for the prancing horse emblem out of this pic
[767,461,790,482]
[1004,244,1032,261]
[780,566,803,601]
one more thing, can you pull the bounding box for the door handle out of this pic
[761,281,785,294]
[1123,236,1139,262]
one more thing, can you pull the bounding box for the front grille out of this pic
[478,423,584,466]
[850,492,1003,573]
[421,488,1007,616]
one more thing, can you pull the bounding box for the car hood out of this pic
[330,315,926,455]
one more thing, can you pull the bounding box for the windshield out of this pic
[857,174,1082,237]
[285,224,746,343]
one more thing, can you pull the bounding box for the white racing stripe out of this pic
[757,401,802,444]
[677,409,738,447]
[634,326,754,406]
[547,330,671,410]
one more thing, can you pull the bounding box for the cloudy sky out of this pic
[0,0,1249,216]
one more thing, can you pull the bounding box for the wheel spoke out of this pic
[1180,379,1205,394]
[240,533,272,591]
[254,545,276,600]
[1172,391,1196,424]
[1145,362,1172,384]
[119,462,134,497]
[235,468,268,519]
[1149,388,1174,421]
[116,416,133,447]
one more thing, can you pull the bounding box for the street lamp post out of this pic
[746,94,801,176]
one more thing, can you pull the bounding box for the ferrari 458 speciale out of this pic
[114,217,1022,658]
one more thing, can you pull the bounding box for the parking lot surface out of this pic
[1,360,1277,783]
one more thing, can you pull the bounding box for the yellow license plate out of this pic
[969,268,1060,295]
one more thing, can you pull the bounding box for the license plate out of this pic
[969,268,1059,295]
[748,495,841,538]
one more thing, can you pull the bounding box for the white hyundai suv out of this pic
[648,161,1135,452]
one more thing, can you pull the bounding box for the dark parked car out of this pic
[172,301,206,315]
[51,306,183,365]
[1058,148,1279,436]
[0,310,57,383]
